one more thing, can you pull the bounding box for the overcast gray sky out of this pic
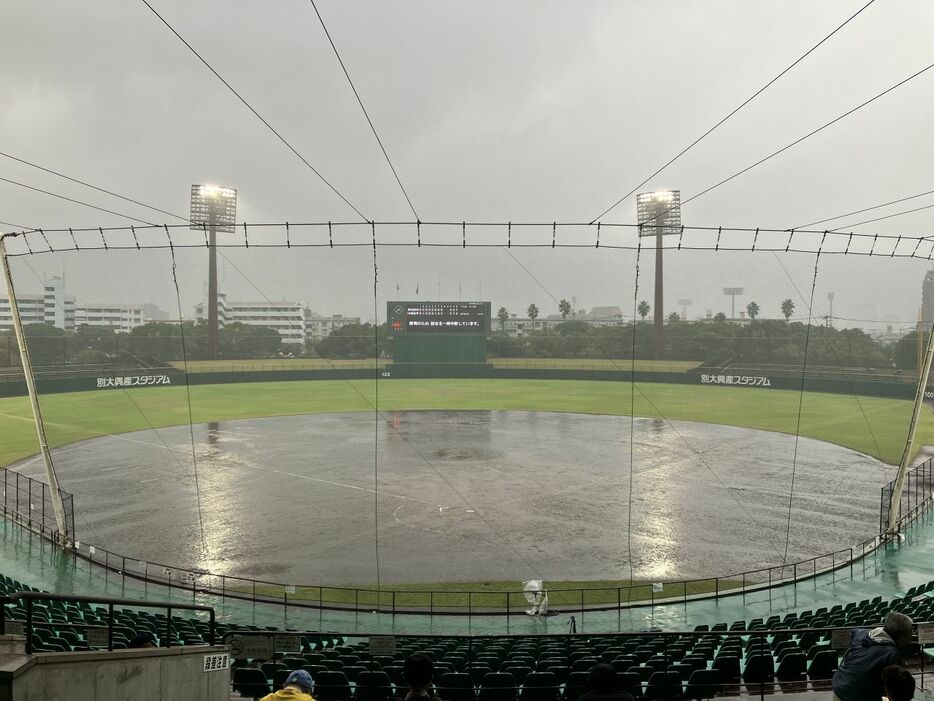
[2,0,933,327]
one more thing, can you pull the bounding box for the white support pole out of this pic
[0,236,69,542]
[886,316,934,536]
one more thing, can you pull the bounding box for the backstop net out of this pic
[1,222,931,608]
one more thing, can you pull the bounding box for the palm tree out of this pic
[713,312,727,322]
[746,301,760,320]
[667,312,680,323]
[637,300,650,321]
[558,299,572,319]
[527,303,539,320]
[497,306,509,331]
[781,298,795,321]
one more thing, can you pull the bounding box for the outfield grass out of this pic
[0,378,930,466]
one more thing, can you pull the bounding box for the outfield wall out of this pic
[0,365,917,400]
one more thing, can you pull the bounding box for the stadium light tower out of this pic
[636,190,681,359]
[190,184,237,360]
[723,287,744,319]
[677,298,692,320]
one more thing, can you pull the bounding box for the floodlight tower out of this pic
[677,298,693,320]
[723,287,744,319]
[190,184,237,360]
[827,292,835,327]
[636,190,681,359]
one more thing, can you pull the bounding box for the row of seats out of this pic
[232,632,843,700]
[1,570,931,701]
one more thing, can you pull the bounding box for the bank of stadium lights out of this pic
[723,287,744,319]
[677,299,692,320]
[190,184,237,360]
[636,190,681,358]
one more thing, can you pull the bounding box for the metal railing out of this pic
[0,590,215,654]
[64,529,893,618]
[880,457,934,534]
[0,469,74,542]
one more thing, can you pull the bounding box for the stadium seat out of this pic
[562,671,589,701]
[776,652,807,690]
[644,671,682,701]
[741,653,774,690]
[502,664,532,685]
[616,671,643,699]
[437,672,476,701]
[316,670,353,701]
[710,655,739,683]
[467,664,494,687]
[520,671,560,701]
[808,649,839,682]
[355,670,395,701]
[273,669,292,689]
[478,671,518,701]
[683,669,720,700]
[233,667,271,699]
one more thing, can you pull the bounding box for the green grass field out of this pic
[0,378,930,467]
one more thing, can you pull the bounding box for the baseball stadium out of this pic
[3,3,934,700]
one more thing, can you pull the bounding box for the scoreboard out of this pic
[387,301,491,335]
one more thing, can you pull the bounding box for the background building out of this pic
[74,304,146,333]
[0,276,74,332]
[196,293,306,345]
[305,313,361,342]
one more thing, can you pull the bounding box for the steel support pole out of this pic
[887,316,934,536]
[654,222,664,359]
[207,207,219,360]
[0,236,68,541]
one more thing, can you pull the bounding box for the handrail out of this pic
[0,590,215,654]
[65,528,891,616]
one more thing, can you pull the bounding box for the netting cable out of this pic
[500,246,786,563]
[6,220,934,260]
[166,231,209,559]
[631,60,934,230]
[591,0,879,222]
[769,252,887,481]
[782,233,827,565]
[0,150,191,223]
[371,221,382,595]
[627,238,642,596]
[0,176,154,226]
[796,188,934,230]
[306,0,419,220]
[138,0,368,221]
[200,235,544,581]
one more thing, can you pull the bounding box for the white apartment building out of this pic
[0,276,75,332]
[74,304,146,333]
[305,313,360,342]
[196,293,306,345]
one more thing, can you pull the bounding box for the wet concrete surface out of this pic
[13,411,890,587]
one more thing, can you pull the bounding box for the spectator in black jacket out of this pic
[832,612,913,701]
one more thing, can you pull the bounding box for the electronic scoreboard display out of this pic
[387,301,491,335]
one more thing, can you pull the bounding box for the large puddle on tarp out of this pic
[14,411,888,586]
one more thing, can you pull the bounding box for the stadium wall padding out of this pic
[0,366,917,400]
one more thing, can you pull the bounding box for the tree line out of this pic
[0,314,922,372]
